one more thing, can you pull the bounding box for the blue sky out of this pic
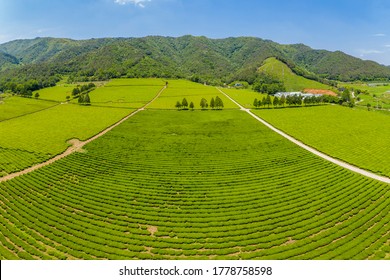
[1,0,390,65]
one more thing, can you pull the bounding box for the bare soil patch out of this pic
[303,89,337,96]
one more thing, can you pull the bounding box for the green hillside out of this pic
[1,36,390,92]
[259,58,334,92]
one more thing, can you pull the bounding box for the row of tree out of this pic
[253,94,336,108]
[175,96,224,110]
[72,83,96,97]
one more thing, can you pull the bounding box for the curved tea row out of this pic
[0,110,389,260]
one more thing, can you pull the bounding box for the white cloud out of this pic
[114,0,151,8]
[373,33,386,37]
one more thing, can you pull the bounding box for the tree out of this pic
[210,97,215,109]
[66,95,70,102]
[84,93,91,105]
[262,97,266,108]
[182,98,188,109]
[189,101,194,110]
[273,96,279,107]
[72,87,80,96]
[78,93,91,105]
[265,95,272,108]
[200,98,208,109]
[215,96,224,109]
[367,103,371,111]
[175,101,182,110]
[253,98,258,108]
[34,92,40,99]
[258,99,263,108]
[279,95,286,107]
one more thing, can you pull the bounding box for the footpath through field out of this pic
[217,87,390,184]
[0,86,167,183]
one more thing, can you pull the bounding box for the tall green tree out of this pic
[182,98,188,109]
[215,96,224,109]
[189,101,194,110]
[210,97,215,109]
[175,101,182,110]
[273,96,279,107]
[200,98,208,109]
[279,95,286,107]
[265,95,272,108]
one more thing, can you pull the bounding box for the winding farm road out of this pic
[0,86,167,183]
[217,87,390,184]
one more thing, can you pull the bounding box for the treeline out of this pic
[253,94,338,109]
[2,36,390,94]
[71,83,95,105]
[0,76,60,97]
[175,96,224,110]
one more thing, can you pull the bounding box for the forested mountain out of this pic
[1,35,390,90]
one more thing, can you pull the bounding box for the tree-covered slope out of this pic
[259,57,333,91]
[1,36,390,87]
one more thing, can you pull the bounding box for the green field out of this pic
[0,79,166,176]
[339,82,390,111]
[0,79,389,260]
[253,105,390,177]
[89,78,164,108]
[0,96,57,121]
[33,85,76,102]
[220,88,267,108]
[259,57,334,92]
[0,104,133,175]
[0,109,389,260]
[148,80,238,109]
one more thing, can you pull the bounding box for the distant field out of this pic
[0,79,167,175]
[253,105,390,177]
[0,110,389,260]
[220,88,267,108]
[0,96,57,121]
[259,57,333,92]
[148,80,238,109]
[33,85,76,102]
[90,78,164,108]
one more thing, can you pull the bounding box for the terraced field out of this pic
[1,108,389,260]
[253,105,390,177]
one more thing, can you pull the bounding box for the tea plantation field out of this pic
[0,109,389,260]
[89,78,165,108]
[253,105,390,177]
[0,96,57,121]
[0,79,165,176]
[147,80,238,109]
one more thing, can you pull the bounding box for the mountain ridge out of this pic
[1,35,390,87]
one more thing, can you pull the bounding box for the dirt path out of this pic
[217,87,390,184]
[0,86,167,183]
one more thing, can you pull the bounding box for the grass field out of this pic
[0,109,389,260]
[0,96,57,121]
[253,105,390,177]
[148,80,238,109]
[259,58,334,92]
